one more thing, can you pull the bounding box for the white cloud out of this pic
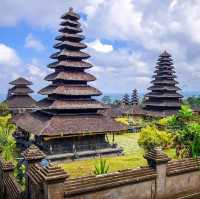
[0,43,21,66]
[28,64,46,78]
[25,34,46,51]
[87,39,113,53]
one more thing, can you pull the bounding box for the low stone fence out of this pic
[2,146,200,199]
[0,158,24,199]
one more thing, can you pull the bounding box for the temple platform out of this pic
[46,147,123,162]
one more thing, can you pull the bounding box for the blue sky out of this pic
[0,0,200,99]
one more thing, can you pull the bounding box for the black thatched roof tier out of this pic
[37,99,106,110]
[59,26,82,33]
[6,95,36,108]
[9,77,32,86]
[56,33,85,42]
[54,41,87,50]
[143,51,183,115]
[61,8,80,20]
[44,71,96,82]
[144,101,181,107]
[151,79,178,84]
[39,85,102,96]
[48,60,92,69]
[147,85,181,91]
[60,19,81,27]
[10,86,33,95]
[152,74,177,78]
[154,69,175,74]
[145,92,183,98]
[50,50,90,60]
[14,112,127,137]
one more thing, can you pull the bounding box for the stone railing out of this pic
[0,158,24,199]
[2,145,200,199]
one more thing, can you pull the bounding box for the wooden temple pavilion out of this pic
[5,77,37,114]
[14,8,127,158]
[143,51,183,117]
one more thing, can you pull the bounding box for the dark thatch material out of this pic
[37,99,106,110]
[61,7,80,20]
[9,77,32,85]
[60,19,81,27]
[50,50,90,59]
[10,86,33,94]
[5,77,37,111]
[14,8,127,137]
[54,41,87,49]
[14,112,127,137]
[45,71,96,82]
[55,33,85,42]
[143,51,183,116]
[39,85,102,96]
[6,95,36,108]
[48,61,92,69]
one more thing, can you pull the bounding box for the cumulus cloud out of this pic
[25,34,46,51]
[1,0,200,94]
[0,43,21,66]
[87,39,113,53]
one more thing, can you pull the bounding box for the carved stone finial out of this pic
[40,163,69,184]
[144,147,171,168]
[0,158,15,172]
[22,145,46,162]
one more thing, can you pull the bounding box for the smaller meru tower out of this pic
[5,77,37,114]
[143,51,183,116]
[131,89,139,105]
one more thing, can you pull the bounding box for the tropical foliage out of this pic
[156,105,200,158]
[138,125,172,151]
[0,102,10,116]
[0,114,16,161]
[93,159,110,175]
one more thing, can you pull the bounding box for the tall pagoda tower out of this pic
[143,51,183,116]
[122,94,130,105]
[131,89,139,105]
[14,8,126,157]
[5,77,37,114]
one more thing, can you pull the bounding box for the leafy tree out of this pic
[0,114,16,161]
[186,96,200,107]
[138,125,172,151]
[0,102,10,116]
[93,159,110,175]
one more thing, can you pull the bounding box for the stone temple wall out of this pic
[2,146,200,199]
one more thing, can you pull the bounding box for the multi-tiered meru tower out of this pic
[143,51,183,117]
[14,8,126,157]
[131,89,139,105]
[5,77,37,114]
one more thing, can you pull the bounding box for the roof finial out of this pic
[69,7,73,12]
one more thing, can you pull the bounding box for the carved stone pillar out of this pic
[144,147,171,198]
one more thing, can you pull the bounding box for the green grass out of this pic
[61,133,176,178]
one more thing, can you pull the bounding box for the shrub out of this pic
[138,125,172,151]
[93,159,109,175]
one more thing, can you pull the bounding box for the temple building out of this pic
[143,51,183,117]
[14,8,126,158]
[131,89,139,105]
[5,77,37,114]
